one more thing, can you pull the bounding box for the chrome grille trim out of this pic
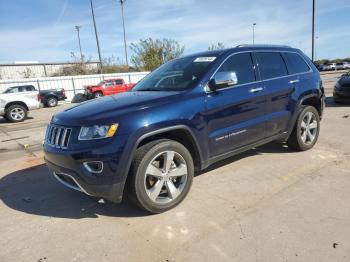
[45,125,72,149]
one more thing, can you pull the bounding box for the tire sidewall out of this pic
[295,106,320,150]
[94,92,103,98]
[47,97,58,107]
[6,105,27,122]
[134,141,194,213]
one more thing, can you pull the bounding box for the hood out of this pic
[52,91,181,126]
[338,76,350,88]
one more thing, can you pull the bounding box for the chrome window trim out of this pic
[204,50,313,93]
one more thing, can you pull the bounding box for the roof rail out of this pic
[236,44,291,48]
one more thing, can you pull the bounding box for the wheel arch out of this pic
[286,93,322,140]
[5,101,29,111]
[134,126,203,172]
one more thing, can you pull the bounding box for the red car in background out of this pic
[85,78,136,98]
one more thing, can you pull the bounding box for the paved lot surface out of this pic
[0,73,349,262]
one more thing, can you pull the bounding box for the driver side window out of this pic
[217,52,256,85]
[105,81,114,87]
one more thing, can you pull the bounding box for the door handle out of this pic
[249,87,263,93]
[289,79,299,84]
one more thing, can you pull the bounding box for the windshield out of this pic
[132,56,216,91]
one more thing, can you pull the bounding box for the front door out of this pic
[204,52,266,158]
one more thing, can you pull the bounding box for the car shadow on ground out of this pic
[0,142,293,219]
[0,116,34,124]
[0,164,151,219]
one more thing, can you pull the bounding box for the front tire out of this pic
[5,105,28,122]
[93,92,103,98]
[287,106,320,151]
[128,139,194,213]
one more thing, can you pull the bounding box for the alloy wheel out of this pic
[300,111,318,145]
[144,150,188,204]
[10,108,25,121]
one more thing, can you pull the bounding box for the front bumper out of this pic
[45,156,125,203]
[43,135,130,203]
[333,90,350,102]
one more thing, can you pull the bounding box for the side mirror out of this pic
[209,71,238,91]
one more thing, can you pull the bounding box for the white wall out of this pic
[0,72,149,101]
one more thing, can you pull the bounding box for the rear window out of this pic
[284,52,311,74]
[255,52,288,80]
[115,79,123,85]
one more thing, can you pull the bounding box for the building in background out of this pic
[0,61,100,80]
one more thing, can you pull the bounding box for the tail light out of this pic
[61,88,65,95]
[37,94,42,101]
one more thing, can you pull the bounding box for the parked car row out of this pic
[0,78,136,122]
[318,62,350,71]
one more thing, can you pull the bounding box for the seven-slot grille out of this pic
[45,125,72,149]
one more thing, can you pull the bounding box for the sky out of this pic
[0,0,349,64]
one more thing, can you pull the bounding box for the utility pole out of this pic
[315,36,319,62]
[252,23,257,45]
[74,25,83,60]
[311,0,315,61]
[119,0,129,68]
[90,0,103,73]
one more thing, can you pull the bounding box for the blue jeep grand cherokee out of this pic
[44,45,325,213]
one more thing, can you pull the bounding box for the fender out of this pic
[118,125,203,185]
[285,93,322,139]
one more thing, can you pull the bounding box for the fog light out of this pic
[83,161,103,174]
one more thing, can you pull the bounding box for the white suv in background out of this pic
[335,62,350,70]
[0,86,41,122]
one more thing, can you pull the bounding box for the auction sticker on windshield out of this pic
[194,57,216,62]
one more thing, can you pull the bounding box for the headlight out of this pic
[335,82,341,89]
[79,124,118,140]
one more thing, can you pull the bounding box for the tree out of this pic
[130,38,185,71]
[51,52,99,76]
[208,42,225,51]
[22,68,34,78]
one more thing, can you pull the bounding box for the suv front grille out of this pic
[45,125,72,149]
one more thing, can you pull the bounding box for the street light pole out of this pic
[119,0,129,68]
[89,0,103,73]
[74,25,83,60]
[253,23,256,45]
[311,0,315,61]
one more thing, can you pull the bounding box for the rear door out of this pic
[254,51,296,138]
[204,52,266,157]
[114,79,126,93]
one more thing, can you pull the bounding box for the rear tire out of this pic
[287,106,320,151]
[128,139,194,213]
[5,105,28,122]
[46,97,58,107]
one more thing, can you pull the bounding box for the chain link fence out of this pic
[0,72,149,101]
